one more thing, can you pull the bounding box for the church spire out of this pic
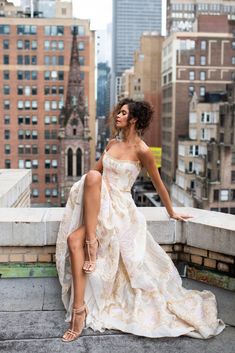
[60,26,86,127]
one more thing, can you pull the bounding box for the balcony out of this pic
[0,170,234,352]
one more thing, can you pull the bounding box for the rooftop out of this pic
[0,170,234,352]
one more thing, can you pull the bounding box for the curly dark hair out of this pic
[109,98,154,137]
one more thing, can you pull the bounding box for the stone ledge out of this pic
[0,207,234,257]
[0,169,32,207]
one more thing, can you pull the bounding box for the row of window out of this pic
[3,70,84,81]
[0,25,85,36]
[2,39,85,51]
[32,174,58,184]
[4,99,63,110]
[3,55,82,66]
[32,188,58,198]
[4,130,58,140]
[214,189,235,202]
[5,144,57,155]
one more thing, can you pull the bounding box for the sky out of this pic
[11,0,112,30]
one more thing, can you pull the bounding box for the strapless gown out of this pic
[56,150,225,339]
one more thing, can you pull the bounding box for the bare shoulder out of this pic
[105,138,118,151]
[137,141,153,158]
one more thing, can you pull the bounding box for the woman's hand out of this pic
[169,212,192,222]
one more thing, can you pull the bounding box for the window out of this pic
[45,145,50,154]
[58,71,64,80]
[200,71,206,80]
[32,116,38,125]
[79,56,85,65]
[3,55,9,64]
[4,130,10,139]
[3,40,9,49]
[32,86,37,95]
[189,71,195,80]
[32,130,38,139]
[58,41,64,50]
[44,40,50,50]
[4,100,10,110]
[44,56,50,65]
[18,145,24,154]
[78,41,85,50]
[200,56,206,65]
[44,116,50,124]
[200,86,206,96]
[18,86,24,95]
[3,85,10,95]
[5,159,11,169]
[4,115,10,124]
[232,57,235,65]
[200,41,206,50]
[232,41,235,50]
[0,25,10,34]
[32,160,38,168]
[32,174,38,182]
[32,56,37,65]
[45,160,51,168]
[32,144,38,154]
[44,71,50,80]
[231,170,235,183]
[58,56,64,65]
[45,174,50,183]
[220,190,229,201]
[3,70,10,80]
[24,40,30,50]
[31,40,37,50]
[17,55,23,65]
[32,189,39,197]
[189,55,195,65]
[25,116,30,124]
[4,144,10,154]
[32,71,37,80]
[45,188,51,197]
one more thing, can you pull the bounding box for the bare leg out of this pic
[62,225,87,341]
[83,170,102,273]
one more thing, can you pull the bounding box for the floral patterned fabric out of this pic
[56,150,225,339]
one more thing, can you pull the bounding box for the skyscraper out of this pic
[112,0,162,104]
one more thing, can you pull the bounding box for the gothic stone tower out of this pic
[59,28,91,206]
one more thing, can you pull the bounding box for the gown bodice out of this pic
[102,151,141,192]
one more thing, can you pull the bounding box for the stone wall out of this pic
[0,207,234,289]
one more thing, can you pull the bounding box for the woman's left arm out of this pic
[138,148,191,221]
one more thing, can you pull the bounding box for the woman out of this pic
[56,98,225,342]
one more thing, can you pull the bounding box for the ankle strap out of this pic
[85,238,98,244]
[72,304,87,313]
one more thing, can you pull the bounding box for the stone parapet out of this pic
[0,169,32,207]
[0,207,234,286]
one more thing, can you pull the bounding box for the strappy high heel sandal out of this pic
[83,238,99,274]
[62,304,88,342]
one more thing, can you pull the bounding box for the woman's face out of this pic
[116,104,130,129]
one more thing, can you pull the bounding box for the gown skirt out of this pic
[56,150,225,339]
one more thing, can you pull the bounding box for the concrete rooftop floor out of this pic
[0,277,234,353]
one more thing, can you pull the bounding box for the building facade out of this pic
[112,0,162,104]
[167,0,235,34]
[19,0,72,18]
[172,89,235,214]
[0,16,95,206]
[119,33,164,148]
[161,15,235,191]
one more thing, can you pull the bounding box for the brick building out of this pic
[167,0,235,34]
[0,16,95,206]
[172,87,235,214]
[161,15,235,191]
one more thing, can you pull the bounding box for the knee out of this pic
[85,170,101,188]
[67,232,83,252]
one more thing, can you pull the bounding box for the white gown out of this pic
[56,150,225,339]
